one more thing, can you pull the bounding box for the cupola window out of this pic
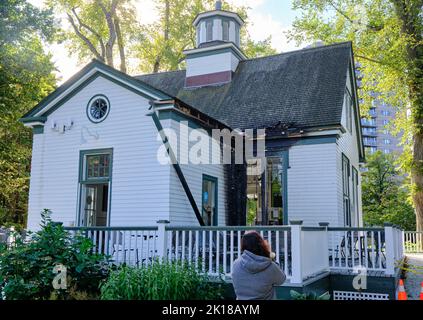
[222,20,229,41]
[206,20,213,42]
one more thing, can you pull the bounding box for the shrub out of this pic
[0,209,110,300]
[290,290,331,300]
[100,260,224,300]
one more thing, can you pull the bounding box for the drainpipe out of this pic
[147,101,205,226]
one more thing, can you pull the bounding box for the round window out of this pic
[87,95,110,123]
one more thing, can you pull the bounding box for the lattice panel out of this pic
[333,291,389,300]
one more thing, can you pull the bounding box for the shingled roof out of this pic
[136,42,353,130]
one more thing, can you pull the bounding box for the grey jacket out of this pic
[231,250,286,300]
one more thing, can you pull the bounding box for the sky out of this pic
[28,0,302,83]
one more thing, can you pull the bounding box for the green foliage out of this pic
[362,151,416,230]
[0,210,110,300]
[100,260,224,300]
[0,0,57,227]
[287,0,422,229]
[46,0,138,71]
[246,198,257,226]
[290,290,331,300]
[135,0,277,73]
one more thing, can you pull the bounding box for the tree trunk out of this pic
[153,0,170,73]
[392,0,423,231]
[114,16,126,73]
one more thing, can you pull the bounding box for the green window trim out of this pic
[342,153,351,226]
[352,166,359,226]
[265,149,289,225]
[77,148,113,226]
[86,94,111,124]
[202,174,218,226]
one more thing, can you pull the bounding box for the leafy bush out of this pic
[0,209,110,300]
[100,260,224,300]
[290,290,331,300]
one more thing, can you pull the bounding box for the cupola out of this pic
[183,1,247,88]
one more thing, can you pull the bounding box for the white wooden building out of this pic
[21,3,364,232]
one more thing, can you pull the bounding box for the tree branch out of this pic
[327,0,383,32]
[66,13,104,62]
[71,7,105,59]
[355,54,403,72]
[97,0,117,67]
[114,16,126,73]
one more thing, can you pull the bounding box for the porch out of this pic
[64,221,405,286]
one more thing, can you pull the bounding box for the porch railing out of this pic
[404,231,423,253]
[164,226,293,280]
[65,226,159,266]
[64,222,405,284]
[327,225,404,275]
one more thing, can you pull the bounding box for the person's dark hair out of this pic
[241,231,271,258]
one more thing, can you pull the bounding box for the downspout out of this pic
[147,101,205,226]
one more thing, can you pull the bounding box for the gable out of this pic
[20,60,172,126]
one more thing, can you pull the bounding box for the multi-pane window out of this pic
[342,154,351,227]
[361,118,376,126]
[383,119,389,125]
[363,127,376,135]
[383,139,391,145]
[79,149,112,227]
[384,149,391,154]
[363,137,377,145]
[86,154,110,180]
[381,110,390,116]
[222,20,229,41]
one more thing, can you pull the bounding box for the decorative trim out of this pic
[184,42,246,61]
[20,59,171,121]
[32,125,44,134]
[20,116,47,124]
[185,71,232,88]
[149,108,205,226]
[86,94,111,124]
[193,10,244,27]
[266,136,338,151]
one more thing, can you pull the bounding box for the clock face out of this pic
[87,95,110,123]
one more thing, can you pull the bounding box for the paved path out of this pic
[405,254,423,300]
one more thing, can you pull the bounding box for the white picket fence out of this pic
[65,222,405,284]
[404,231,423,253]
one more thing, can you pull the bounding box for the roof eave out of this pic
[21,59,173,121]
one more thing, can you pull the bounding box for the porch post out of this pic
[156,220,170,261]
[290,220,303,284]
[384,223,395,275]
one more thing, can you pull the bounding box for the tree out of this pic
[0,0,57,227]
[47,0,139,72]
[288,0,423,230]
[135,0,277,73]
[361,151,415,230]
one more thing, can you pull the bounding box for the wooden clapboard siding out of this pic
[287,142,339,227]
[26,76,171,230]
[168,118,227,226]
[336,68,363,227]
